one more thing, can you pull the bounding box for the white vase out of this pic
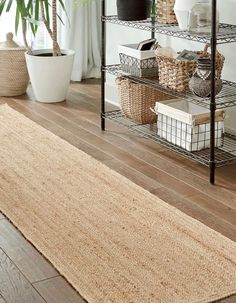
[25,49,75,103]
[174,0,198,30]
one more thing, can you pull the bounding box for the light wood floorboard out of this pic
[0,220,58,284]
[33,276,86,303]
[0,249,46,303]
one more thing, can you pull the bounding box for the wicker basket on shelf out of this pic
[156,44,225,93]
[116,76,176,124]
[156,0,177,24]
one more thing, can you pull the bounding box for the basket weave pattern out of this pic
[117,77,176,124]
[0,49,29,96]
[119,53,159,78]
[156,0,177,24]
[156,45,225,93]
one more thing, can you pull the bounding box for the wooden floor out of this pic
[0,80,235,303]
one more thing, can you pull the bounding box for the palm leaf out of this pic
[15,5,20,34]
[0,0,7,15]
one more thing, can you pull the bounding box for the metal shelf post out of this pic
[151,0,156,39]
[210,0,217,184]
[101,0,106,131]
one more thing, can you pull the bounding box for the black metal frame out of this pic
[210,0,217,183]
[101,0,236,185]
[101,0,106,130]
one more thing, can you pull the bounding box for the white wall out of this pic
[105,0,236,133]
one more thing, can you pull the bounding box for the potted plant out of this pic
[25,0,75,103]
[117,0,152,21]
[0,0,75,103]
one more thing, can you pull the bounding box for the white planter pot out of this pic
[174,0,198,30]
[25,49,75,103]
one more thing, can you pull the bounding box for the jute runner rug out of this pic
[0,104,235,303]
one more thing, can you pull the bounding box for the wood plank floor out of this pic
[0,79,235,303]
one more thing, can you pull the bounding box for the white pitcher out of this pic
[174,0,198,30]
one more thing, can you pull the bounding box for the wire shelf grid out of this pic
[103,16,236,44]
[103,110,236,167]
[104,65,236,110]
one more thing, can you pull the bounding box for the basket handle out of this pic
[116,76,137,90]
[203,43,210,56]
[203,43,221,57]
[116,76,129,86]
[116,76,124,83]
[150,107,157,114]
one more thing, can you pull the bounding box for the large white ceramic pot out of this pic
[25,49,75,103]
[174,0,198,30]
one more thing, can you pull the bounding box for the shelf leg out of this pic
[210,161,215,184]
[101,67,106,131]
[151,0,156,39]
[209,0,217,185]
[101,0,106,131]
[101,113,105,131]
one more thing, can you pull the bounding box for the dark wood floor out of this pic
[0,80,235,303]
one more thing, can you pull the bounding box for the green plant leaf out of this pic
[34,0,39,32]
[15,5,20,34]
[0,0,7,16]
[6,0,13,12]
[58,0,65,11]
[44,0,50,27]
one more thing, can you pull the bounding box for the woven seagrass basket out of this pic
[0,33,29,97]
[156,44,225,93]
[116,76,176,124]
[156,0,177,24]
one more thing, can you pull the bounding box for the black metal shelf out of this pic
[101,0,236,183]
[103,16,236,45]
[104,110,236,167]
[104,65,236,109]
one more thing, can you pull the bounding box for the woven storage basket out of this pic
[118,44,159,78]
[0,33,29,97]
[156,44,225,93]
[156,0,177,24]
[119,54,159,78]
[116,76,176,124]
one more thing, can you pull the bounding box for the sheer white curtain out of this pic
[58,0,101,81]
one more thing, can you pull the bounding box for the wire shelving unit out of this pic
[101,0,236,184]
